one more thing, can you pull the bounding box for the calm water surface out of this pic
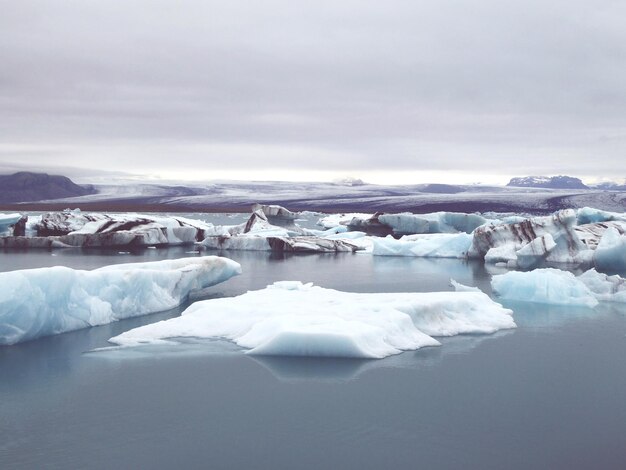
[1,244,626,469]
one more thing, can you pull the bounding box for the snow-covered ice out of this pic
[109,281,515,359]
[0,256,241,345]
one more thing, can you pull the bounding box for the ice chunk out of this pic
[491,268,599,307]
[251,203,298,222]
[470,209,580,258]
[0,213,23,234]
[201,235,359,252]
[594,227,626,272]
[576,207,626,225]
[485,244,518,265]
[378,213,430,235]
[371,233,472,258]
[450,279,482,292]
[352,211,487,236]
[109,282,515,359]
[0,256,241,345]
[317,213,373,229]
[515,234,556,269]
[578,269,626,303]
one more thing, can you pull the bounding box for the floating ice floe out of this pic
[492,267,626,306]
[0,256,241,345]
[108,281,516,359]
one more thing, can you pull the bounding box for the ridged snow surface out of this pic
[0,256,241,345]
[109,281,515,359]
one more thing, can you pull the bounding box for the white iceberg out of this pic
[491,268,599,307]
[317,213,373,229]
[109,281,515,359]
[0,256,241,345]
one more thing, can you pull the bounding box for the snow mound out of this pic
[109,282,515,359]
[0,256,241,345]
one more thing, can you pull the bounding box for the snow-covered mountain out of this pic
[507,175,589,190]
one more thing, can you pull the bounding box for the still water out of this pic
[1,246,626,469]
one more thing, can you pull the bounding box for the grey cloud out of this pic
[1,0,626,181]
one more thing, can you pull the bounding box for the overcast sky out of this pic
[1,0,625,185]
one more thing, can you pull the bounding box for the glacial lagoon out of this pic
[1,212,626,469]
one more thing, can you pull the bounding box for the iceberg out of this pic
[317,213,373,229]
[346,211,486,237]
[0,256,241,345]
[577,269,626,303]
[576,207,626,225]
[492,267,626,306]
[491,268,599,307]
[109,281,515,359]
[251,203,298,222]
[26,210,219,247]
[201,235,360,252]
[379,212,486,235]
[371,233,472,258]
[593,227,626,272]
[0,213,23,234]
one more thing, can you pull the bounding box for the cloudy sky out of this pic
[1,0,625,185]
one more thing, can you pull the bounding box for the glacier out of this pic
[0,256,241,345]
[109,281,516,359]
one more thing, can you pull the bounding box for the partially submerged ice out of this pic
[0,256,241,345]
[109,281,515,359]
[491,268,599,307]
[491,267,626,306]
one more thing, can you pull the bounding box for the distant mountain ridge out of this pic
[507,175,589,189]
[0,171,95,203]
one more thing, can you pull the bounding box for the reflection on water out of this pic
[251,331,514,383]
